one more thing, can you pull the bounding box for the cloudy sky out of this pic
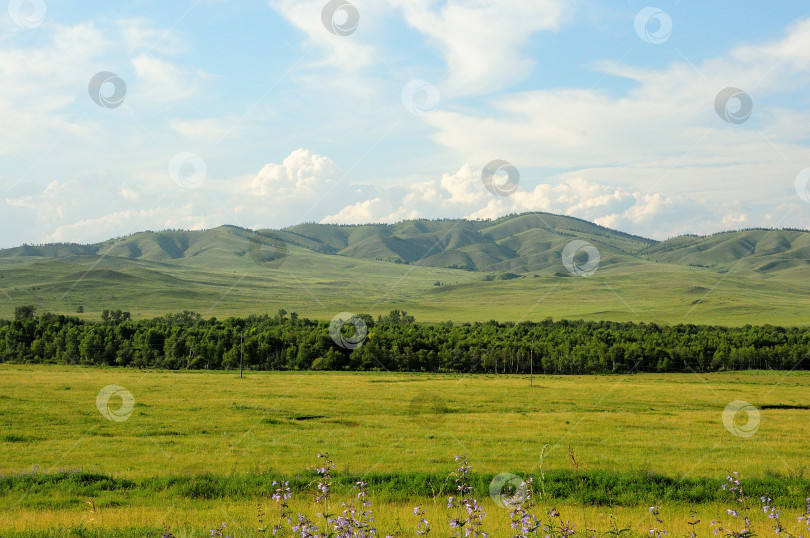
[2,0,810,248]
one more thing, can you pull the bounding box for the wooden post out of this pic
[530,340,533,386]
[240,330,244,378]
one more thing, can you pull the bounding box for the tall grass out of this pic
[153,455,810,538]
[4,456,810,537]
[2,468,810,508]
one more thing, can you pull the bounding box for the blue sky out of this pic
[2,0,810,248]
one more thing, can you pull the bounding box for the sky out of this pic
[2,0,810,248]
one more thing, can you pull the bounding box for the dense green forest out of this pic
[1,306,808,373]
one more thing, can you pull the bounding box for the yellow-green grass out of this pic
[6,499,810,537]
[1,366,809,535]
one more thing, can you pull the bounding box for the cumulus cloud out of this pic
[324,197,387,223]
[5,146,807,248]
[245,148,339,200]
[3,7,810,249]
[42,207,206,244]
[5,172,151,239]
[3,149,351,246]
[321,163,799,239]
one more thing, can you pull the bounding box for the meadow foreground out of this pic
[0,366,808,536]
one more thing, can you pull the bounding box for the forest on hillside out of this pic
[1,306,808,374]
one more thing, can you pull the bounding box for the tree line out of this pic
[1,306,808,373]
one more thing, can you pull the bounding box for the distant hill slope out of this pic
[642,229,810,274]
[1,212,658,269]
[5,213,808,275]
[282,213,656,270]
[1,213,809,325]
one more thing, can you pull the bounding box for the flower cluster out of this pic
[331,481,377,538]
[166,460,810,538]
[291,513,320,538]
[209,522,229,538]
[448,455,488,538]
[315,453,334,505]
[509,477,541,538]
[797,498,810,529]
[648,505,667,538]
[272,480,293,535]
[413,507,430,536]
[718,472,753,537]
[686,508,701,538]
[544,507,576,538]
[271,455,382,538]
[761,494,785,535]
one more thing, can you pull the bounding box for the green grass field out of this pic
[4,249,810,326]
[1,366,809,536]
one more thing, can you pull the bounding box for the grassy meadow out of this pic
[1,365,809,536]
[4,250,810,326]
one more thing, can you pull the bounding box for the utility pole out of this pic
[530,340,534,386]
[240,329,244,378]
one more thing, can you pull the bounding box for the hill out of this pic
[1,212,809,325]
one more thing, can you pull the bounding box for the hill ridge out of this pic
[3,213,809,274]
[2,212,810,325]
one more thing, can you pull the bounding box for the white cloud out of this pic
[242,148,340,198]
[321,163,808,239]
[420,17,810,200]
[269,0,377,72]
[117,18,190,56]
[131,54,205,104]
[6,173,142,232]
[4,149,352,246]
[324,197,386,223]
[3,7,810,250]
[0,18,207,166]
[389,0,570,96]
[5,145,809,249]
[0,22,105,156]
[169,117,241,142]
[43,207,188,244]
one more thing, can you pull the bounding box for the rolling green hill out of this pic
[643,229,810,274]
[1,213,809,325]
